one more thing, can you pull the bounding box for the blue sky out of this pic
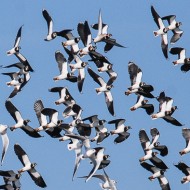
[1,1,190,189]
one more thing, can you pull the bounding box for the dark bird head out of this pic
[81,62,88,68]
[52,32,57,39]
[153,142,160,147]
[107,64,113,70]
[57,120,63,126]
[152,152,158,156]
[106,84,113,90]
[75,37,80,43]
[24,119,30,125]
[176,22,182,27]
[99,119,106,125]
[31,163,37,168]
[103,154,110,160]
[16,173,21,179]
[124,126,132,131]
[15,46,21,53]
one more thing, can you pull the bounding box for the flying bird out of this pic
[5,100,42,138]
[53,50,77,82]
[6,25,23,55]
[162,15,183,44]
[179,128,190,156]
[140,162,171,190]
[108,119,131,144]
[87,67,115,116]
[151,5,168,59]
[42,9,72,41]
[0,124,9,165]
[14,144,47,188]
[169,47,190,72]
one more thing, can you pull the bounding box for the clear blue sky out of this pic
[0,1,190,189]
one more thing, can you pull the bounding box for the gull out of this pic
[5,100,42,138]
[0,124,9,165]
[151,5,168,59]
[87,67,115,116]
[6,25,22,55]
[14,144,47,188]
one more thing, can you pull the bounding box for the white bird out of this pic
[14,144,47,188]
[0,124,9,165]
[179,128,190,156]
[6,25,22,55]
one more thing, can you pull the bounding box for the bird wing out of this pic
[42,9,53,36]
[104,91,114,116]
[14,144,31,166]
[5,100,23,123]
[55,51,68,74]
[14,25,23,48]
[21,125,42,138]
[182,128,190,147]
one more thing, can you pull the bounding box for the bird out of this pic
[169,47,190,72]
[108,119,131,144]
[174,161,190,184]
[6,25,22,56]
[33,99,63,138]
[69,55,88,93]
[42,9,72,41]
[0,170,21,189]
[92,10,125,52]
[162,15,183,44]
[2,71,31,99]
[151,91,183,126]
[0,124,9,165]
[151,5,168,59]
[5,100,42,138]
[14,144,47,188]
[87,67,115,116]
[79,169,117,190]
[77,20,95,57]
[179,128,190,156]
[48,86,76,106]
[125,62,154,98]
[130,95,154,115]
[139,129,168,170]
[53,50,77,82]
[139,128,168,157]
[140,162,171,190]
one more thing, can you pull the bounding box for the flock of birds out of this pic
[0,4,190,190]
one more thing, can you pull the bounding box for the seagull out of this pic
[5,100,42,138]
[48,86,76,106]
[6,25,22,55]
[33,100,63,137]
[162,15,183,44]
[169,47,190,72]
[79,169,117,190]
[53,50,77,82]
[87,67,115,116]
[42,9,72,41]
[140,162,171,190]
[77,20,95,57]
[151,5,168,59]
[174,161,190,184]
[0,124,9,165]
[179,128,190,156]
[130,95,154,115]
[0,170,21,189]
[14,144,47,188]
[108,119,131,144]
